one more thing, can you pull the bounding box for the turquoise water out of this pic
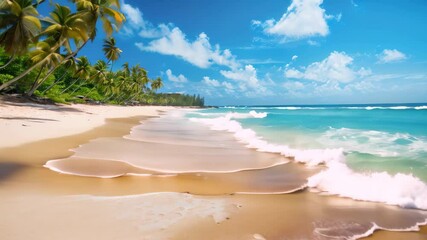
[187,104,427,182]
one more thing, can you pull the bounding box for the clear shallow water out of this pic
[187,103,427,209]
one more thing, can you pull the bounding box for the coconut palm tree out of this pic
[25,40,67,95]
[40,57,79,95]
[0,0,41,56]
[0,39,62,91]
[84,59,108,97]
[41,4,88,54]
[0,4,88,91]
[72,0,125,39]
[102,37,121,71]
[60,56,91,94]
[151,77,163,92]
[0,0,41,69]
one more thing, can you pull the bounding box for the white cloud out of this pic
[121,0,144,27]
[202,77,235,95]
[138,23,172,39]
[219,64,273,97]
[222,81,235,93]
[377,49,407,63]
[165,69,188,83]
[292,55,298,61]
[285,51,370,83]
[120,1,171,39]
[202,76,220,87]
[136,27,239,69]
[257,0,337,39]
[220,65,261,90]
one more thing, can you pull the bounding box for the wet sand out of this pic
[0,104,426,239]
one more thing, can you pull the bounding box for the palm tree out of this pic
[0,39,63,91]
[0,4,88,92]
[72,0,125,39]
[25,40,66,95]
[0,0,41,68]
[151,77,163,92]
[40,57,79,95]
[84,59,108,98]
[102,37,121,70]
[60,56,91,94]
[41,4,88,54]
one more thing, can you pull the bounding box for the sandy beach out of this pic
[0,99,426,240]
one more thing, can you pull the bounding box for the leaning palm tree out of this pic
[40,57,79,95]
[0,39,63,91]
[25,40,65,95]
[84,59,108,98]
[24,4,89,95]
[0,4,88,92]
[60,56,91,94]
[0,0,41,68]
[102,37,121,70]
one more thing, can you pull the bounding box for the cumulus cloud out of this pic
[220,65,261,89]
[202,76,220,87]
[165,69,188,83]
[291,55,298,61]
[202,77,235,94]
[254,0,338,39]
[136,27,239,69]
[377,49,407,63]
[120,0,170,39]
[121,0,144,27]
[285,51,370,83]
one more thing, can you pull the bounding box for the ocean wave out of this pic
[191,110,267,119]
[308,161,427,209]
[220,105,427,110]
[314,218,427,240]
[189,115,427,210]
[320,127,427,157]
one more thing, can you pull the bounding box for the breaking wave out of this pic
[189,114,427,210]
[219,105,427,110]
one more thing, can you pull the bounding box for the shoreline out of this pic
[0,101,426,239]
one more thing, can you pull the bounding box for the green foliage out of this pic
[144,93,205,107]
[0,74,13,84]
[0,1,205,106]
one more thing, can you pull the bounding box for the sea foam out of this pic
[320,127,427,157]
[190,111,427,210]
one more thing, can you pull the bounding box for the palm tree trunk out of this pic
[0,54,15,70]
[84,87,97,98]
[26,66,58,96]
[41,71,69,94]
[26,65,46,96]
[60,78,80,94]
[70,81,86,94]
[0,59,45,91]
[0,38,89,92]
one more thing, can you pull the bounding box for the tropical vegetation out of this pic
[0,0,205,107]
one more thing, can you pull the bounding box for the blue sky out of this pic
[42,0,427,105]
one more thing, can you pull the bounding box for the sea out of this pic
[186,103,427,210]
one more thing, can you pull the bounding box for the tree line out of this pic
[0,0,204,107]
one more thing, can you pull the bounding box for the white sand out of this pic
[0,101,241,240]
[0,101,173,148]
